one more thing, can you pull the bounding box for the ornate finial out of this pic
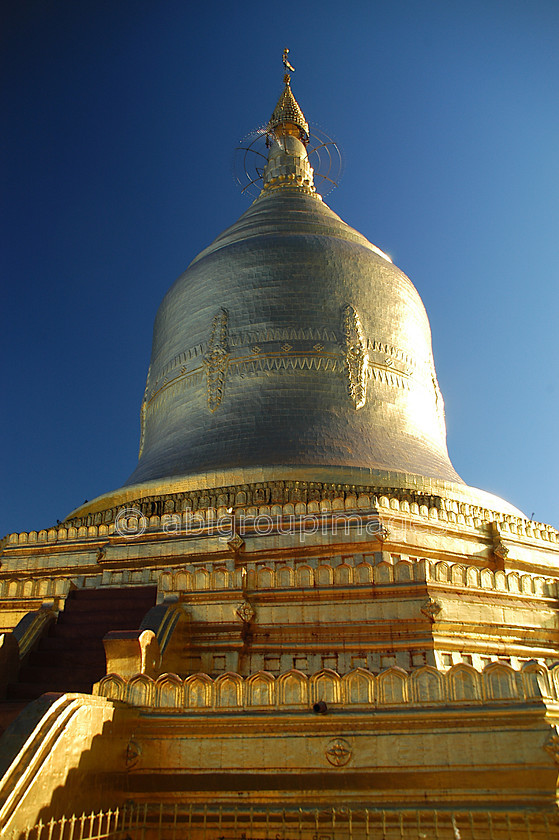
[232,50,345,199]
[268,74,309,139]
[258,52,314,196]
[282,47,295,73]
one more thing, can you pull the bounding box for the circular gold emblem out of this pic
[325,737,352,767]
[125,738,142,768]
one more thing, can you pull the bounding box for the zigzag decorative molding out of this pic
[230,355,342,375]
[230,326,339,346]
[367,339,416,369]
[142,316,429,408]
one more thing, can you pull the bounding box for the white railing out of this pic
[12,803,559,840]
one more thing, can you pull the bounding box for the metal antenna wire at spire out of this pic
[232,53,343,199]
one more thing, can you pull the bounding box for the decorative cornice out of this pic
[94,660,557,710]
[2,555,559,619]
[4,479,557,546]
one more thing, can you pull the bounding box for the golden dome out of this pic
[69,72,527,523]
[126,186,460,487]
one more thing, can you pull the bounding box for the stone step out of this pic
[28,646,105,667]
[65,586,157,605]
[62,596,157,614]
[49,622,139,641]
[37,636,104,653]
[18,663,106,684]
[57,605,151,624]
[7,586,157,701]
[7,681,94,701]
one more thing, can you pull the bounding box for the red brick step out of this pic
[3,586,157,712]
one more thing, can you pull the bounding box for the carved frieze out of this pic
[143,319,423,409]
[64,482,448,528]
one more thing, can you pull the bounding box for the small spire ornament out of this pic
[282,47,295,73]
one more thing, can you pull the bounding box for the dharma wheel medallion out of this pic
[125,738,142,768]
[325,738,352,767]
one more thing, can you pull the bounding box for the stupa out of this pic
[1,54,558,839]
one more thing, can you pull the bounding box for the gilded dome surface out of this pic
[65,70,528,523]
[126,186,462,487]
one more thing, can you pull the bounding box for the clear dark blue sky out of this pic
[2,0,558,534]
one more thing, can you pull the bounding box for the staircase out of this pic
[1,586,157,731]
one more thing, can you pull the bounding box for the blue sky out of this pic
[2,0,558,534]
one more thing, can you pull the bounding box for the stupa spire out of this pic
[268,49,309,140]
[260,50,315,196]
